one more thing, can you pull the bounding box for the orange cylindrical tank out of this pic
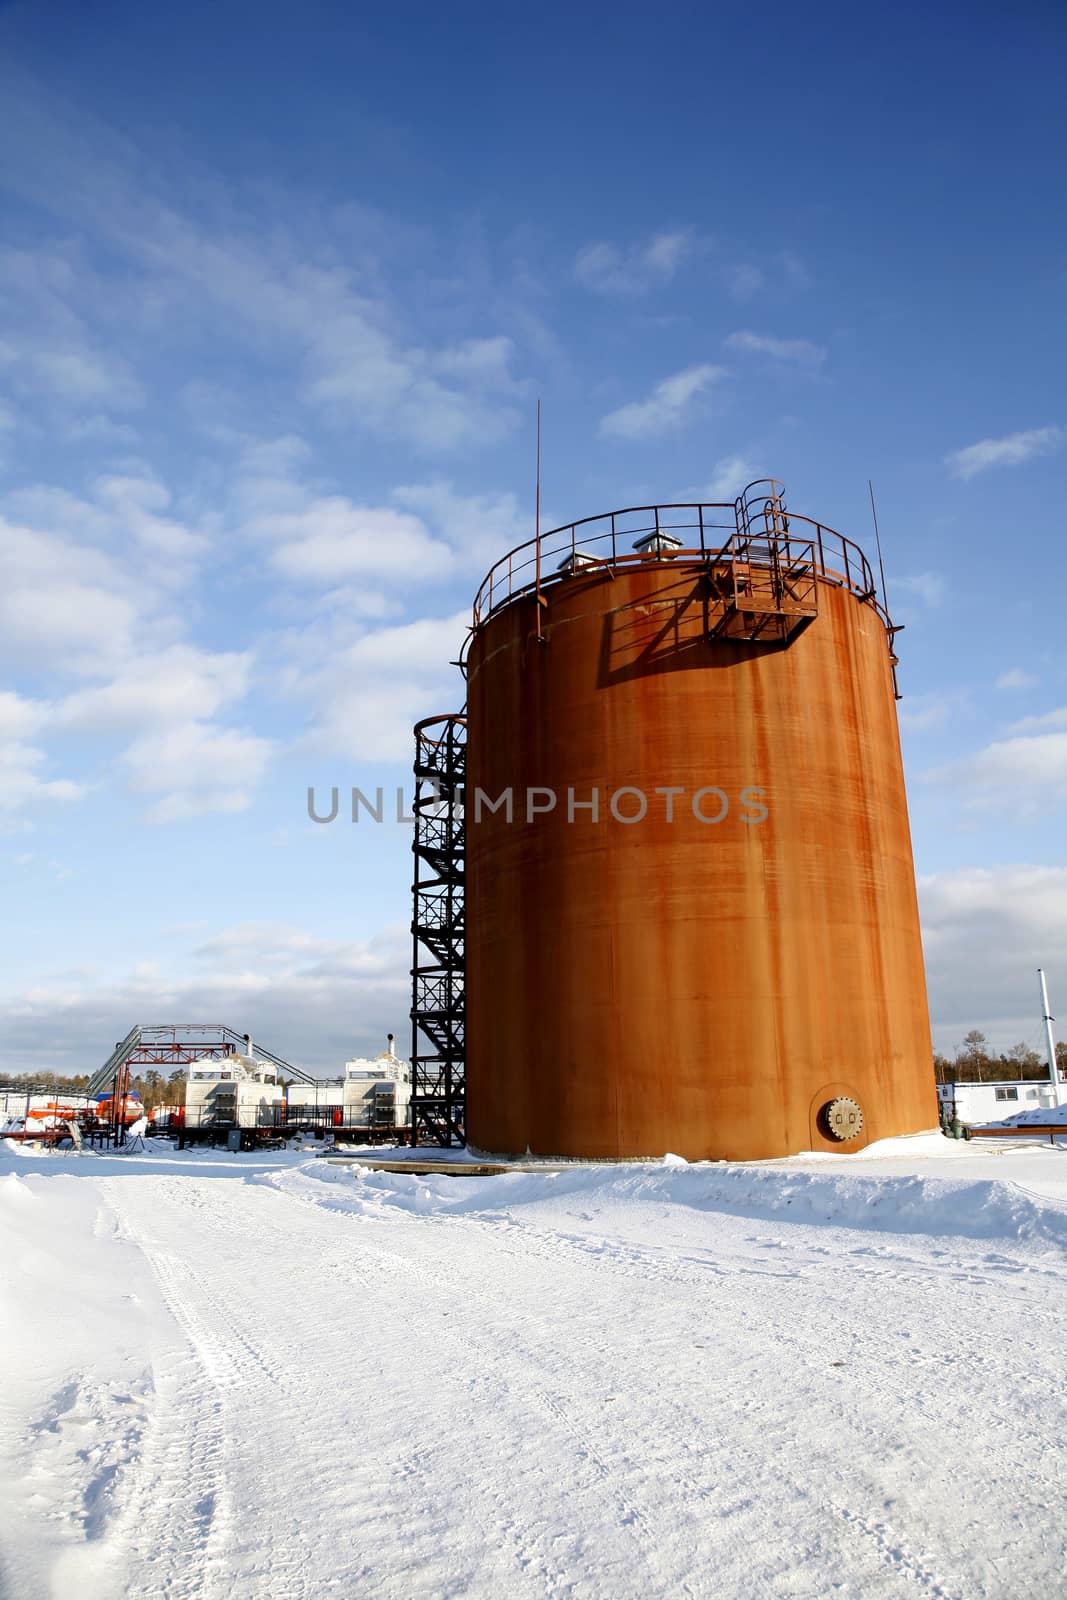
[464,506,937,1160]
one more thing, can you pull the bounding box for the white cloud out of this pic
[0,920,411,1076]
[343,613,467,672]
[121,720,274,822]
[113,212,524,451]
[574,230,692,295]
[996,668,1039,691]
[919,866,1067,1052]
[0,242,147,420]
[897,572,947,608]
[191,921,338,968]
[225,433,318,523]
[724,331,826,366]
[225,427,535,605]
[255,501,453,585]
[721,253,810,301]
[230,442,530,591]
[433,336,519,389]
[0,87,525,455]
[780,251,812,289]
[0,690,48,741]
[644,233,689,275]
[724,265,764,301]
[1006,706,1067,734]
[0,467,273,823]
[288,610,469,763]
[63,414,141,446]
[700,455,754,502]
[0,739,84,815]
[898,692,970,734]
[599,364,725,441]
[24,347,144,411]
[0,694,82,820]
[925,729,1067,817]
[3,626,272,824]
[222,439,472,587]
[391,480,528,572]
[52,645,253,734]
[0,514,143,675]
[0,468,208,680]
[301,306,520,450]
[4,470,205,571]
[94,473,208,561]
[945,426,1063,479]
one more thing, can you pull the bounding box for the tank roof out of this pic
[470,478,894,645]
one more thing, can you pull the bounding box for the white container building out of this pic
[341,1048,412,1129]
[184,1053,285,1130]
[937,1080,1058,1125]
[286,1039,411,1130]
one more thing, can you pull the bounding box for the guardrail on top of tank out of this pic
[470,483,895,637]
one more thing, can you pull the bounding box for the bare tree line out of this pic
[934,1031,1066,1086]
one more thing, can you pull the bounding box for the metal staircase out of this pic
[410,714,466,1146]
[86,1025,142,1097]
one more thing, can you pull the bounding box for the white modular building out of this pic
[341,1048,412,1128]
[285,1041,412,1129]
[936,1080,1058,1125]
[283,1078,342,1116]
[184,1053,285,1130]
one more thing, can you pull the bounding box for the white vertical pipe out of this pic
[1038,968,1062,1108]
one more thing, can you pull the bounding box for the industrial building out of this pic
[16,1022,415,1147]
[937,1080,1060,1126]
[410,478,939,1161]
[183,1052,286,1130]
[0,1027,414,1148]
[286,1038,412,1131]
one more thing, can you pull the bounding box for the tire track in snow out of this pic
[92,1209,236,1600]
[443,1207,1067,1482]
[104,1177,613,1599]
[291,1184,1058,1598]
[99,1183,315,1600]
[269,1175,947,1597]
[431,1206,1061,1599]
[194,1175,717,1597]
[93,1164,1067,1600]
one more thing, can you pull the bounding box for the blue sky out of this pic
[1,0,1065,1075]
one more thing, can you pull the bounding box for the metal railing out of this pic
[137,1024,316,1085]
[165,1104,411,1134]
[470,480,893,637]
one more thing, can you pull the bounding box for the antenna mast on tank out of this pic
[869,478,905,699]
[868,479,889,612]
[535,397,545,642]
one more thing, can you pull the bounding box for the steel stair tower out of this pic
[410,715,467,1146]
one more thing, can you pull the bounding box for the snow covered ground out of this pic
[997,1100,1067,1126]
[1,1134,1065,1600]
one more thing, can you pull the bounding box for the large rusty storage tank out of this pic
[463,481,936,1160]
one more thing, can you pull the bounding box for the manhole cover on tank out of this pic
[822,1096,864,1142]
